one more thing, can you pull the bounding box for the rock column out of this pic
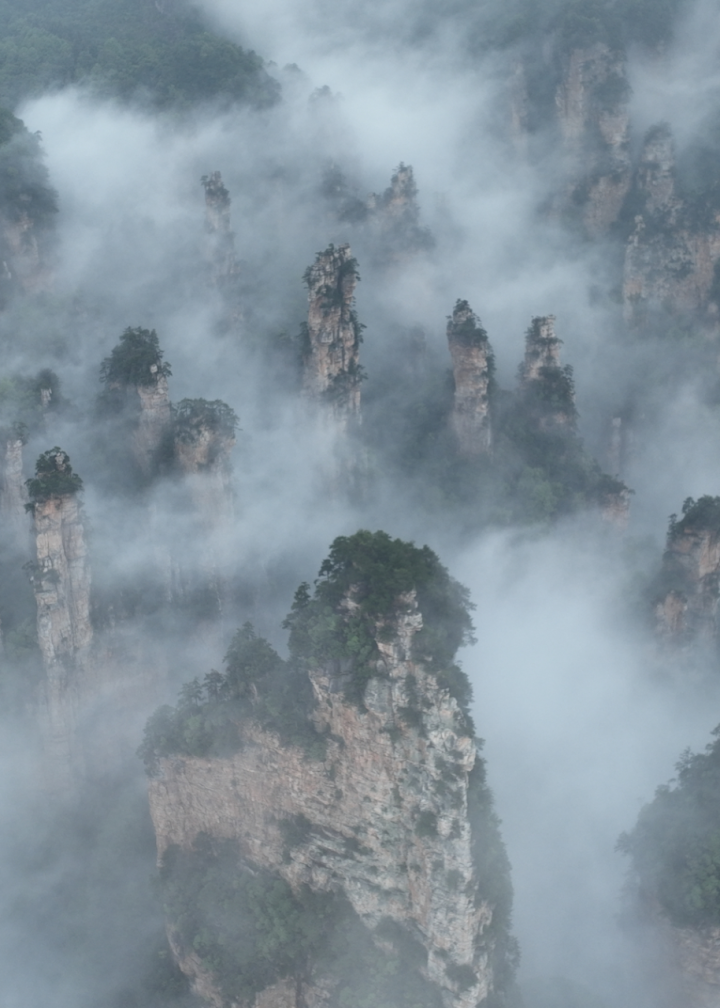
[302,243,363,428]
[447,300,493,457]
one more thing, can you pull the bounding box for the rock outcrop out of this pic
[145,532,515,1008]
[302,244,363,427]
[26,449,92,781]
[447,300,493,457]
[202,172,241,292]
[366,164,433,259]
[518,315,576,432]
[662,923,720,1008]
[134,365,172,477]
[654,497,720,648]
[623,125,720,326]
[99,327,173,481]
[555,43,632,236]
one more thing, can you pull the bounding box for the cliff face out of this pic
[623,126,720,325]
[555,43,632,236]
[447,300,493,457]
[147,542,512,1008]
[655,501,720,647]
[302,244,362,426]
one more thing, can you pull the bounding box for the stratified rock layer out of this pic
[149,595,500,1008]
[447,301,493,457]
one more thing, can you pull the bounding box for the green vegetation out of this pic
[283,530,476,718]
[0,0,279,111]
[173,399,238,443]
[161,833,445,1008]
[0,107,57,227]
[100,326,171,388]
[468,757,519,996]
[141,532,478,770]
[139,621,322,774]
[668,496,720,542]
[618,726,720,926]
[25,446,82,506]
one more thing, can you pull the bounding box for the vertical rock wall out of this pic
[0,434,28,537]
[202,171,240,291]
[302,243,362,427]
[133,367,172,477]
[447,300,493,457]
[31,491,92,781]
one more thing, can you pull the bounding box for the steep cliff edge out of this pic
[143,531,517,1008]
[447,300,494,457]
[619,724,720,1008]
[302,244,363,428]
[654,496,720,650]
[518,316,576,433]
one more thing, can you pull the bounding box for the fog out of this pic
[1,0,719,1005]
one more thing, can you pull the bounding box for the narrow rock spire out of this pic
[302,243,363,426]
[447,300,493,457]
[173,398,237,525]
[26,448,91,781]
[519,316,576,432]
[201,171,240,290]
[99,326,173,480]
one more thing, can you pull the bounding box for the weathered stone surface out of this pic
[664,923,720,1008]
[655,519,720,646]
[447,301,493,457]
[555,44,632,236]
[133,368,172,477]
[149,594,500,1008]
[520,315,561,383]
[31,492,92,780]
[302,244,362,427]
[366,164,433,261]
[623,125,720,324]
[0,211,51,294]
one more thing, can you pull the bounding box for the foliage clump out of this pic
[160,834,445,1008]
[173,398,238,443]
[0,0,279,111]
[283,530,476,716]
[25,447,83,507]
[618,726,720,926]
[667,496,720,543]
[0,108,57,229]
[100,327,171,388]
[139,622,321,774]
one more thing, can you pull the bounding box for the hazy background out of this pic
[3,0,720,1005]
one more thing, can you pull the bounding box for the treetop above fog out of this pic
[100,327,171,388]
[25,447,83,506]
